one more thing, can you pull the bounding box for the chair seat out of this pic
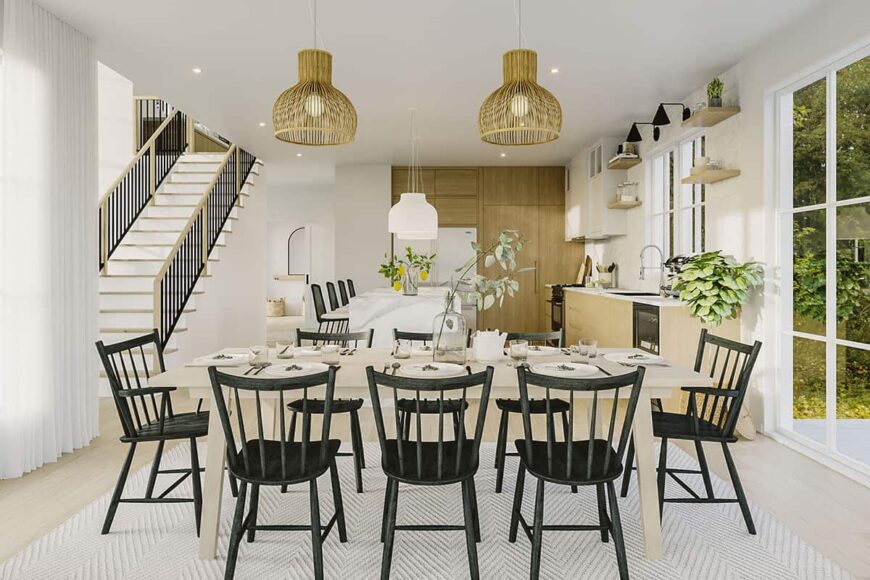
[651,411,732,442]
[231,439,342,484]
[382,439,478,484]
[124,411,209,442]
[288,398,363,414]
[396,398,468,414]
[496,398,570,414]
[515,439,623,484]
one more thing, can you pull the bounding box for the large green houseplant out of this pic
[672,251,763,326]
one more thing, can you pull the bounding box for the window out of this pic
[647,134,706,258]
[777,48,870,469]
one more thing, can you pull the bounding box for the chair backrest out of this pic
[310,283,328,322]
[337,280,349,306]
[346,279,356,298]
[393,329,434,344]
[692,329,762,438]
[516,365,645,483]
[325,281,340,311]
[95,331,168,439]
[505,329,565,348]
[366,365,494,481]
[296,328,374,347]
[208,366,337,483]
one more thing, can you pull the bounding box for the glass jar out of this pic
[402,269,419,296]
[432,299,467,364]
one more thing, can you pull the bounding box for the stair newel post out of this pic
[186,115,195,153]
[235,146,241,201]
[153,276,163,351]
[201,204,209,273]
[148,139,156,201]
[99,197,109,271]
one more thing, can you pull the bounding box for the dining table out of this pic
[148,346,711,561]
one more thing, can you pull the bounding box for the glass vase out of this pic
[402,270,419,296]
[432,307,467,364]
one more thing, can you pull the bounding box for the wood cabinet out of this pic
[391,168,476,226]
[538,167,566,205]
[434,168,478,197]
[391,168,435,204]
[434,197,477,227]
[482,167,539,205]
[564,291,633,347]
[538,204,582,295]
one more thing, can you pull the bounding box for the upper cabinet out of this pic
[565,137,629,240]
[538,167,566,205]
[434,168,478,197]
[391,167,435,205]
[482,167,539,205]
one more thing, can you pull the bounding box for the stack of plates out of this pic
[530,362,599,378]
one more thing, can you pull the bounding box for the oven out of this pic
[632,302,660,355]
[550,284,583,332]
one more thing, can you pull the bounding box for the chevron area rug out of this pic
[0,443,851,580]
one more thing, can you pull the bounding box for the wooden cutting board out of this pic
[576,255,593,285]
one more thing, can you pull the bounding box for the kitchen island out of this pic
[349,287,459,347]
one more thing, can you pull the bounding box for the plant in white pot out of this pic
[672,251,763,326]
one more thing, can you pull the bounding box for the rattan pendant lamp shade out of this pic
[272,1,357,146]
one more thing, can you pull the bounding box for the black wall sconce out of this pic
[626,122,653,143]
[651,102,691,141]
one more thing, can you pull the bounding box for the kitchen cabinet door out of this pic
[482,167,538,205]
[538,167,566,205]
[435,168,478,197]
[479,205,539,333]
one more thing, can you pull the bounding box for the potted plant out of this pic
[707,77,724,108]
[672,251,763,327]
[378,247,435,296]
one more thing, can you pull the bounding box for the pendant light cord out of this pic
[512,0,527,49]
[307,0,325,49]
[407,108,422,193]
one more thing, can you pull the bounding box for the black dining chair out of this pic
[281,328,374,493]
[208,366,347,580]
[346,279,356,298]
[366,365,494,580]
[95,331,207,535]
[337,280,350,306]
[310,283,348,335]
[511,364,645,580]
[493,329,572,494]
[325,281,349,333]
[392,329,468,440]
[620,329,762,534]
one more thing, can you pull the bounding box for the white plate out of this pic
[525,345,561,357]
[264,362,329,378]
[189,350,252,367]
[398,362,466,379]
[293,346,322,357]
[530,362,598,378]
[603,352,666,366]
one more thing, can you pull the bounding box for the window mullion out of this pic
[824,69,837,451]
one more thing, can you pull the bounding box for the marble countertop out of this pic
[563,286,684,308]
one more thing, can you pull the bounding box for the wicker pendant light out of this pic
[479,0,561,146]
[272,0,357,146]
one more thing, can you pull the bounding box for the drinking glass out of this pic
[321,345,340,365]
[250,345,268,365]
[582,338,598,359]
[394,340,411,359]
[569,344,586,364]
[276,342,294,359]
[509,339,529,367]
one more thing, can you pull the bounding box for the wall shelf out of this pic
[607,200,642,209]
[607,155,641,170]
[682,106,741,128]
[681,169,741,184]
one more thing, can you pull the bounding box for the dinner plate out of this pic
[293,346,322,357]
[525,345,561,357]
[603,352,666,366]
[189,350,252,367]
[398,362,466,379]
[530,362,598,378]
[264,362,329,378]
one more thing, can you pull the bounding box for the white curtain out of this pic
[0,0,99,478]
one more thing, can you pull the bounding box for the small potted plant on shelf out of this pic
[707,77,724,108]
[378,247,435,296]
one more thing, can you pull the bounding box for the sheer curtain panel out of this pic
[0,0,99,478]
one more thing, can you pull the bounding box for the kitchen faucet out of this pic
[639,244,667,297]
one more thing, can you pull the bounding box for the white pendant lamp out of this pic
[389,110,437,240]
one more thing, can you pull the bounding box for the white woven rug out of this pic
[0,443,851,580]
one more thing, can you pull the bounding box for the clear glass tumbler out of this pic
[509,339,529,367]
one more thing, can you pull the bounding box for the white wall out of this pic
[569,0,870,432]
[97,63,133,193]
[334,165,392,293]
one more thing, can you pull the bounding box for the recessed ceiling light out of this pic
[296,153,303,157]
[192,67,202,74]
[549,67,560,74]
[500,152,507,158]
[258,122,266,127]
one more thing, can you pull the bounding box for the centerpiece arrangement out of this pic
[672,250,763,326]
[378,246,435,296]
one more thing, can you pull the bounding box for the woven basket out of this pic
[266,298,285,318]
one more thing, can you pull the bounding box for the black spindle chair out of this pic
[282,328,374,494]
[95,331,208,535]
[511,365,645,580]
[346,279,356,298]
[366,365,494,580]
[493,330,573,494]
[620,330,762,534]
[325,281,349,333]
[208,366,347,580]
[337,280,350,306]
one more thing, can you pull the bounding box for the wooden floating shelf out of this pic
[682,106,741,128]
[607,156,642,170]
[608,200,642,209]
[681,169,741,184]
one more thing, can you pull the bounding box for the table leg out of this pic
[198,394,229,560]
[632,393,663,560]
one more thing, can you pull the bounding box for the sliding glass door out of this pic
[777,48,870,470]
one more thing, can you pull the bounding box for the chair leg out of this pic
[620,436,635,498]
[190,438,203,537]
[694,440,715,499]
[349,410,364,493]
[224,480,248,580]
[596,483,609,543]
[309,478,324,580]
[657,438,668,517]
[380,476,399,580]
[529,478,546,580]
[606,481,630,580]
[102,442,137,535]
[246,484,260,543]
[468,477,481,542]
[722,442,756,535]
[380,478,395,543]
[461,480,480,580]
[562,412,578,493]
[351,409,366,469]
[494,410,509,493]
[329,459,348,542]
[145,440,165,499]
[228,470,239,498]
[508,463,526,543]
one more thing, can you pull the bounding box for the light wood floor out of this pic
[1,398,869,578]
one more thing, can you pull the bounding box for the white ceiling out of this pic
[43,0,823,167]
